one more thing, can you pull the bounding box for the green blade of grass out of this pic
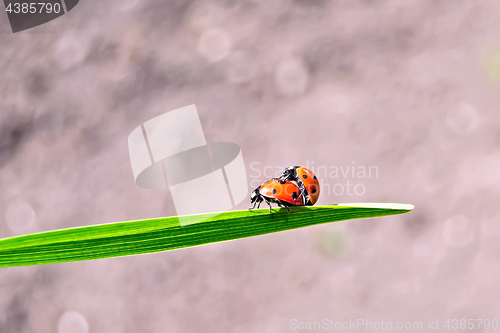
[0,203,413,267]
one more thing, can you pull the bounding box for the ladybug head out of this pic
[249,186,263,204]
[282,166,299,180]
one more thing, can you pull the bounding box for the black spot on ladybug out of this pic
[292,192,297,199]
[314,176,317,179]
[272,189,277,194]
[279,179,286,184]
[302,174,308,178]
[312,189,317,194]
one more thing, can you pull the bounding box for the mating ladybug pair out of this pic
[249,166,320,213]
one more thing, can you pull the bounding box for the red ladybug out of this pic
[279,166,320,206]
[250,179,304,213]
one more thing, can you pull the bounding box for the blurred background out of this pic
[1,0,500,332]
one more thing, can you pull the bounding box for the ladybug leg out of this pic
[277,201,290,213]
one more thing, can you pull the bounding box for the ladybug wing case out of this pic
[259,180,304,206]
[295,167,320,205]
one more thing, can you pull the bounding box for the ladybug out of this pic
[250,179,304,213]
[279,166,320,206]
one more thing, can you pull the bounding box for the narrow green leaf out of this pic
[0,203,413,267]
